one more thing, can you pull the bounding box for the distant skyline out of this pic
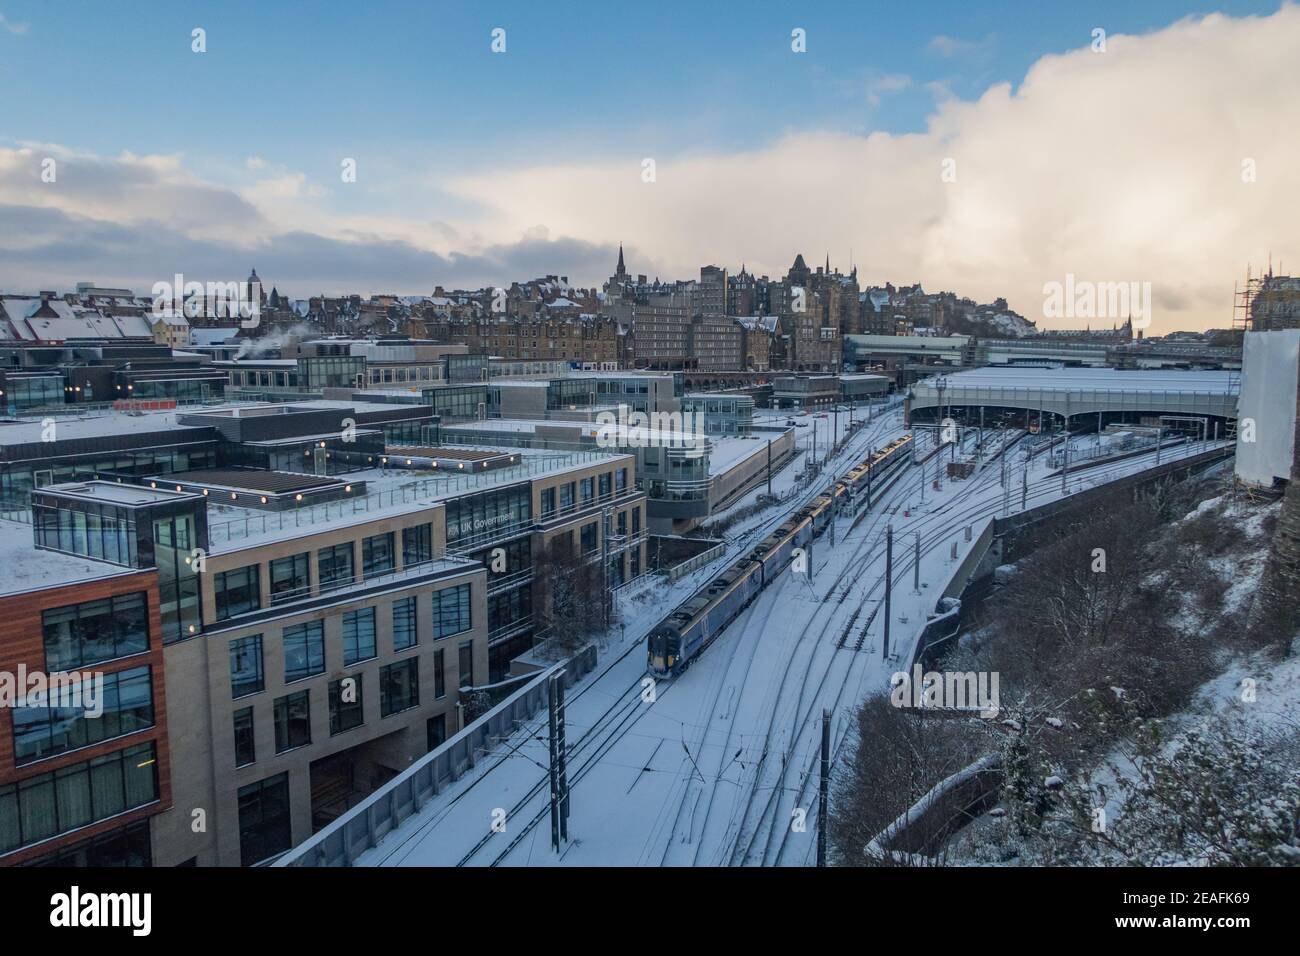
[1,0,1297,333]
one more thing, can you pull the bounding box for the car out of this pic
[795,421,809,428]
[785,419,798,426]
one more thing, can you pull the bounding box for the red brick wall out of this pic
[0,571,172,865]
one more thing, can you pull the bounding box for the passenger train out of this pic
[647,435,914,677]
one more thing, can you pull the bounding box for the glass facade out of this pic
[273,691,311,753]
[0,742,158,855]
[269,553,310,604]
[153,511,202,643]
[342,607,377,665]
[229,635,264,698]
[328,677,364,735]
[11,666,154,765]
[298,355,365,389]
[282,621,325,682]
[2,373,62,412]
[458,640,475,690]
[214,565,260,620]
[433,584,472,639]
[379,658,418,717]
[23,818,152,867]
[444,485,531,547]
[237,773,290,866]
[392,597,417,651]
[401,523,433,566]
[422,384,487,421]
[2,444,216,511]
[42,592,149,670]
[362,532,395,576]
[317,543,354,588]
[34,500,137,565]
[233,708,256,767]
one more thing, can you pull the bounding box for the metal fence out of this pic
[206,451,611,546]
[274,643,598,867]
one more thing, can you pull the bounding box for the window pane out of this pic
[230,635,265,697]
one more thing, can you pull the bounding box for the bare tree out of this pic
[533,534,618,657]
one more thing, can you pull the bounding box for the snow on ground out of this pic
[346,420,1228,867]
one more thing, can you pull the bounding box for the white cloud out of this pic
[927,35,975,57]
[0,12,28,35]
[1,7,1297,331]
[443,7,1300,333]
[866,73,912,107]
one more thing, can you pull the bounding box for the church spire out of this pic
[616,244,626,276]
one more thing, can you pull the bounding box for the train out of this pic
[647,434,914,677]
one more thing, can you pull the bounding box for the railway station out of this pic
[907,367,1239,438]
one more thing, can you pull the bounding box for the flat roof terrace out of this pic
[148,469,368,512]
[203,447,630,552]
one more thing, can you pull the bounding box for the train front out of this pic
[646,625,682,677]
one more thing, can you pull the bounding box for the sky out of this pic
[0,0,1296,333]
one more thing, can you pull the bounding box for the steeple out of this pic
[616,244,626,276]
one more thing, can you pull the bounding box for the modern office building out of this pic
[0,401,645,867]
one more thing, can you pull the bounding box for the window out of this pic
[432,583,472,639]
[380,659,419,717]
[393,597,417,651]
[632,507,641,535]
[237,773,290,867]
[0,743,157,855]
[362,533,395,576]
[12,666,154,765]
[233,708,256,767]
[458,640,475,690]
[329,677,364,735]
[581,522,598,554]
[434,648,446,699]
[540,487,556,518]
[269,553,310,605]
[402,524,433,566]
[342,608,377,665]
[599,471,611,497]
[617,510,627,537]
[273,691,311,753]
[317,543,354,588]
[282,621,325,682]
[580,477,594,503]
[230,635,264,698]
[214,565,261,620]
[559,482,574,511]
[616,467,628,492]
[42,592,149,670]
[426,714,446,751]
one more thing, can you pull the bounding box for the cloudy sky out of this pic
[0,0,1296,333]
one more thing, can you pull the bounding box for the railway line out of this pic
[366,423,1226,868]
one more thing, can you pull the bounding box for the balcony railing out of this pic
[207,451,615,547]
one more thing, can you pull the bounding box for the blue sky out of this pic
[1,1,1279,187]
[0,1,1295,331]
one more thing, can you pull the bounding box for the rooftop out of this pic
[0,522,139,597]
[920,367,1239,395]
[203,447,627,552]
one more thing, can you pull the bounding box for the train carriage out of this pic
[647,433,916,678]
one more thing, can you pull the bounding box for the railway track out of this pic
[448,408,912,866]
